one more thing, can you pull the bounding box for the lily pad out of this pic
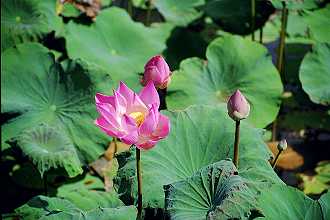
[1,0,62,52]
[299,43,330,105]
[304,6,330,43]
[204,0,275,35]
[167,35,283,128]
[18,124,83,177]
[1,43,111,164]
[118,105,282,208]
[165,160,261,220]
[154,0,205,26]
[65,7,173,89]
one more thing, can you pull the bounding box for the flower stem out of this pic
[146,0,152,26]
[251,0,256,41]
[259,27,263,43]
[136,147,143,219]
[158,88,167,110]
[272,1,288,142]
[44,172,48,196]
[127,0,133,17]
[272,149,283,168]
[233,120,240,168]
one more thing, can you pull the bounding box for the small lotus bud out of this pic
[227,90,250,121]
[277,139,287,151]
[142,55,171,89]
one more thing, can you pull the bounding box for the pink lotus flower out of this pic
[141,55,171,89]
[227,90,250,121]
[95,81,170,150]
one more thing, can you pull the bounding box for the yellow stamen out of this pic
[129,112,145,126]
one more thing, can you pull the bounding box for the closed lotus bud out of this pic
[142,55,171,89]
[227,90,250,121]
[277,139,287,151]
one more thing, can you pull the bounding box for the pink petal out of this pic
[95,93,115,107]
[121,130,138,145]
[113,90,127,115]
[127,93,148,115]
[136,140,158,150]
[95,117,119,137]
[95,104,120,128]
[118,81,134,104]
[139,81,160,109]
[143,66,162,86]
[153,114,170,138]
[139,105,159,136]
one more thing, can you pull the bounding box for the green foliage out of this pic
[15,195,136,220]
[1,43,111,169]
[118,105,281,208]
[299,43,330,105]
[65,7,173,90]
[167,35,283,128]
[165,160,261,220]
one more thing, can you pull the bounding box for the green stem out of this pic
[146,0,152,26]
[259,27,263,43]
[136,147,143,219]
[272,149,283,168]
[44,172,48,196]
[127,0,133,17]
[272,1,288,142]
[251,0,256,41]
[233,120,240,168]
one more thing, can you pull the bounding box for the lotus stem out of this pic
[158,88,167,110]
[259,27,263,43]
[114,137,118,154]
[44,172,48,196]
[128,0,133,17]
[272,1,288,142]
[251,0,256,41]
[272,149,283,168]
[146,0,152,26]
[136,147,143,219]
[233,120,240,168]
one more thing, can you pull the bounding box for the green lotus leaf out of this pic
[256,184,325,220]
[319,191,330,220]
[1,43,111,164]
[304,6,330,43]
[65,7,173,90]
[299,43,330,105]
[15,195,136,220]
[204,0,275,35]
[167,35,283,128]
[270,0,319,10]
[1,0,62,52]
[118,105,282,208]
[165,160,262,220]
[15,195,81,220]
[17,124,83,177]
[154,0,205,26]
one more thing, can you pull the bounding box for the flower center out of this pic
[129,112,145,126]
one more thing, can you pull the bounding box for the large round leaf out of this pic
[256,184,325,220]
[118,105,282,208]
[167,35,283,128]
[304,6,330,43]
[65,7,173,90]
[1,43,111,163]
[165,160,261,220]
[204,0,275,35]
[18,124,83,177]
[299,43,330,105]
[1,0,62,52]
[154,0,205,27]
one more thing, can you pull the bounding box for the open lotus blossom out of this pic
[227,89,250,121]
[141,55,171,89]
[95,81,170,149]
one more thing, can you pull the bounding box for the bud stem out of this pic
[158,88,167,110]
[233,120,240,168]
[146,0,152,26]
[251,0,256,41]
[136,147,143,219]
[272,149,283,169]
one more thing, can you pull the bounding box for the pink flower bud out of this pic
[142,55,171,89]
[227,90,250,121]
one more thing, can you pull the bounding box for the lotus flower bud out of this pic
[227,90,250,121]
[142,55,171,89]
[277,139,287,151]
